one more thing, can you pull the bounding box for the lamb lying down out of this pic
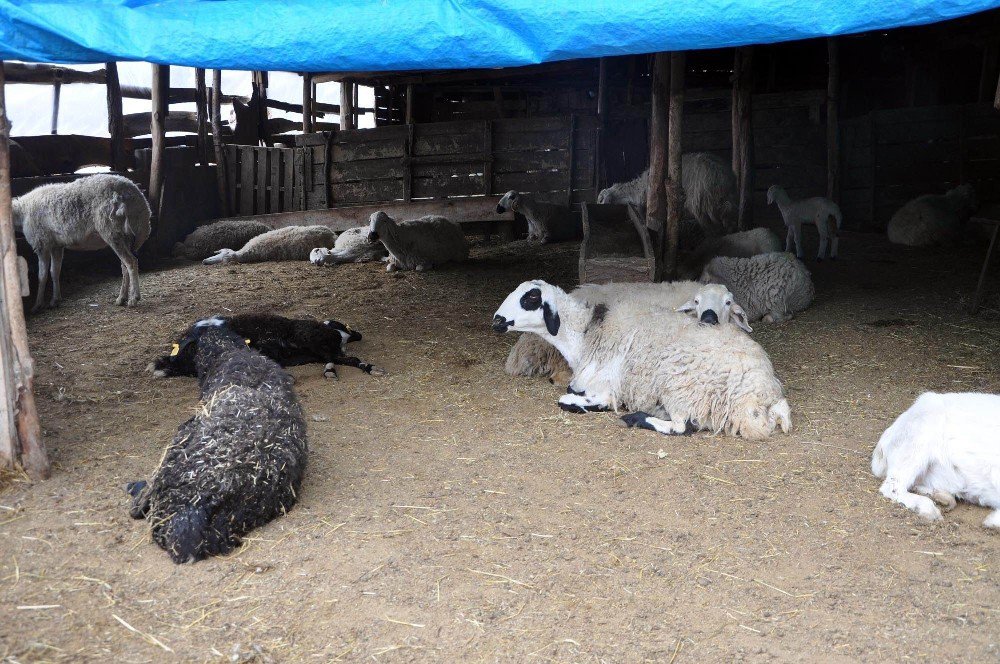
[203,225,336,265]
[310,226,388,266]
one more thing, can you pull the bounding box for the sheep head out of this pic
[493,280,562,337]
[766,185,784,206]
[677,284,752,333]
[368,211,393,243]
[496,191,520,214]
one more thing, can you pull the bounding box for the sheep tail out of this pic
[159,504,237,564]
[203,248,238,265]
[871,443,888,478]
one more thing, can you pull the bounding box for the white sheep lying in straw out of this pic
[367,211,468,271]
[678,227,783,279]
[597,153,738,237]
[871,391,1000,528]
[767,185,842,261]
[886,184,977,247]
[310,226,388,266]
[494,280,790,439]
[203,225,336,265]
[173,219,271,261]
[700,252,814,323]
[495,191,580,243]
[13,173,151,311]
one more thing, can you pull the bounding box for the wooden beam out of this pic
[5,62,105,85]
[105,62,126,171]
[645,52,670,281]
[120,84,338,115]
[0,63,48,480]
[661,52,686,282]
[596,57,609,191]
[123,110,199,137]
[148,64,168,223]
[302,72,313,133]
[50,82,60,135]
[340,81,355,130]
[313,60,589,86]
[405,83,414,124]
[211,70,229,217]
[827,37,840,201]
[195,69,209,165]
[731,46,754,230]
[253,71,270,146]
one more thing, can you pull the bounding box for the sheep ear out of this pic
[731,304,753,333]
[676,298,696,314]
[542,302,560,336]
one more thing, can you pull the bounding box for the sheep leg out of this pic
[31,250,50,313]
[116,263,130,307]
[816,222,828,261]
[329,355,387,377]
[791,223,804,259]
[878,462,942,521]
[829,234,839,260]
[785,226,795,254]
[126,480,151,519]
[48,246,64,307]
[620,411,698,435]
[984,510,1000,530]
[913,486,957,512]
[557,392,611,414]
[107,236,140,306]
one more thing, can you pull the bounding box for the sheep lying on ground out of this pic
[700,252,814,323]
[677,227,783,279]
[597,153,738,237]
[494,280,790,439]
[309,226,388,266]
[495,191,580,243]
[871,391,1000,528]
[13,173,151,311]
[767,185,842,260]
[151,314,384,380]
[128,324,308,563]
[368,211,468,271]
[173,219,271,261]
[203,225,336,265]
[886,184,977,247]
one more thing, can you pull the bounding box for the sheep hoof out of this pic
[369,367,388,377]
[323,363,339,380]
[115,296,126,306]
[931,490,957,512]
[30,303,45,314]
[558,402,589,414]
[566,386,585,396]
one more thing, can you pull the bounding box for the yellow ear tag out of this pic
[170,343,180,357]
[245,339,252,346]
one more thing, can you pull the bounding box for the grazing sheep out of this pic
[700,252,815,323]
[367,211,468,271]
[495,191,580,243]
[678,227,783,279]
[871,391,1000,528]
[310,226,388,266]
[151,314,384,380]
[767,185,842,261]
[886,184,977,247]
[597,153,738,237]
[12,173,151,311]
[203,225,336,265]
[128,324,308,563]
[173,219,271,261]
[494,280,790,439]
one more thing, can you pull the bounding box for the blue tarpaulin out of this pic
[0,1,998,72]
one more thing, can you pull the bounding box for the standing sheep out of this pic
[367,211,468,271]
[310,226,388,266]
[12,174,151,311]
[203,225,336,265]
[767,185,842,261]
[700,252,815,323]
[173,219,271,261]
[495,191,580,243]
[128,324,308,563]
[886,184,977,247]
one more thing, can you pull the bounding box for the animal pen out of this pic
[1,1,1000,660]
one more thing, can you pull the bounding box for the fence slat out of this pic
[240,147,254,215]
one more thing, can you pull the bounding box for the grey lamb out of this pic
[173,219,271,261]
[203,225,336,265]
[368,211,468,271]
[495,191,580,243]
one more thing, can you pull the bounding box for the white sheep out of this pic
[494,280,791,439]
[597,153,738,237]
[309,226,388,266]
[678,227,783,279]
[700,252,815,323]
[202,225,336,265]
[173,219,271,261]
[886,184,977,247]
[495,191,580,243]
[871,391,1000,528]
[766,185,842,261]
[12,173,151,311]
[367,211,468,272]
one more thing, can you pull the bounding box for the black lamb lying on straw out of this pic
[150,314,384,380]
[128,323,308,563]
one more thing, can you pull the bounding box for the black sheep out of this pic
[128,324,308,563]
[151,314,383,380]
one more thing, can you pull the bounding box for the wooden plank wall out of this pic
[225,144,305,216]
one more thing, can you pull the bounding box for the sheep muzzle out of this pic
[492,315,514,333]
[367,230,380,243]
[700,310,719,325]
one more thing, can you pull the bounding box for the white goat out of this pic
[767,185,842,261]
[368,211,468,271]
[495,191,579,243]
[871,392,1000,528]
[886,184,977,247]
[310,226,388,266]
[203,225,336,265]
[12,174,151,311]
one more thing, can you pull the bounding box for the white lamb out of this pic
[886,184,977,247]
[871,392,1000,528]
[700,252,815,323]
[173,219,271,261]
[597,153,738,237]
[367,211,468,271]
[12,173,151,311]
[495,191,579,243]
[494,280,790,439]
[310,226,388,266]
[677,227,783,279]
[203,225,336,265]
[767,185,842,261]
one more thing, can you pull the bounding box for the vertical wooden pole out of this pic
[662,52,686,282]
[253,71,269,145]
[311,80,318,127]
[645,52,670,281]
[211,69,230,217]
[340,81,355,130]
[105,62,126,172]
[566,115,576,207]
[978,42,999,103]
[826,38,840,202]
[405,83,414,125]
[625,56,637,106]
[0,63,48,479]
[596,57,609,192]
[731,46,754,230]
[148,64,168,223]
[195,68,209,165]
[352,84,359,127]
[50,82,61,134]
[302,73,313,134]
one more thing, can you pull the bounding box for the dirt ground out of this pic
[0,232,998,663]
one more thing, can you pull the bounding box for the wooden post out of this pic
[211,69,229,217]
[340,81,355,130]
[311,80,318,127]
[625,56,637,106]
[662,52,686,282]
[731,46,754,230]
[645,52,670,281]
[148,64,168,223]
[195,68,209,165]
[405,83,414,124]
[596,57,609,192]
[352,84,359,127]
[302,73,313,133]
[0,63,48,479]
[253,71,269,145]
[105,62,126,172]
[50,82,61,134]
[826,38,840,202]
[978,41,999,103]
[566,114,577,207]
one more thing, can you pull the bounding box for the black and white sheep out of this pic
[203,225,336,265]
[767,185,842,261]
[13,174,151,311]
[128,324,308,563]
[309,226,388,266]
[367,211,468,271]
[886,184,977,247]
[151,314,384,380]
[700,252,815,323]
[495,191,581,243]
[173,219,272,261]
